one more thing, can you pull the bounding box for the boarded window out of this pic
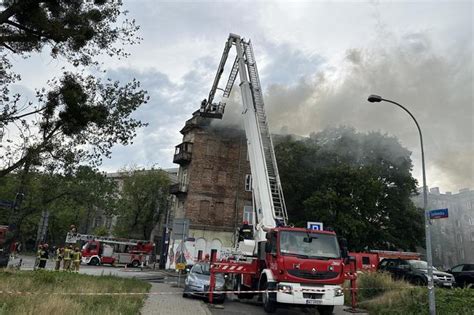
[200,200,210,218]
[215,202,224,224]
[217,171,226,185]
[206,140,218,156]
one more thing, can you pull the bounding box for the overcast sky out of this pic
[11,0,473,193]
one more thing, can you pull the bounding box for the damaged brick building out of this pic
[167,110,252,267]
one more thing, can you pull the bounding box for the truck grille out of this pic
[287,269,339,280]
[303,293,324,299]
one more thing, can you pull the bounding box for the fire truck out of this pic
[348,250,421,272]
[199,34,348,314]
[66,233,154,267]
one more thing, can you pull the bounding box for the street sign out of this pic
[307,222,323,231]
[176,263,186,270]
[429,208,449,220]
[172,218,190,240]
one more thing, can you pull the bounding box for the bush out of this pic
[352,272,474,315]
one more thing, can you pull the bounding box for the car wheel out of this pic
[183,284,191,298]
[317,305,334,315]
[90,257,100,266]
[262,281,277,313]
[131,260,140,268]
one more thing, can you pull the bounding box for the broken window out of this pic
[245,174,252,191]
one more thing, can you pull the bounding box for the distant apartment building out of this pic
[412,187,474,268]
[167,110,252,268]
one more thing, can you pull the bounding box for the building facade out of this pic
[167,111,252,268]
[412,187,474,268]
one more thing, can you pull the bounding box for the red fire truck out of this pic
[348,250,421,272]
[66,233,154,267]
[198,33,349,315]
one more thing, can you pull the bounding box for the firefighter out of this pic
[34,245,43,270]
[72,247,82,273]
[238,220,253,241]
[38,244,49,269]
[63,245,73,271]
[55,247,64,271]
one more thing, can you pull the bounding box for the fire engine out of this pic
[199,33,348,314]
[348,250,421,272]
[66,233,154,267]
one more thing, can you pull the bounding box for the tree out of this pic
[113,168,171,240]
[275,127,424,251]
[0,0,147,177]
[0,166,118,249]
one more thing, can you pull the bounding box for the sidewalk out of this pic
[141,282,211,315]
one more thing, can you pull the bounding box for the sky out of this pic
[9,0,473,193]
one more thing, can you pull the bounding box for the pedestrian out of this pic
[63,245,73,271]
[38,244,49,269]
[55,247,64,271]
[72,247,82,273]
[34,244,43,270]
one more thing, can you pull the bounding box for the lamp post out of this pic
[367,94,435,315]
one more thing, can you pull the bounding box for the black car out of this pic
[378,258,455,287]
[447,264,474,287]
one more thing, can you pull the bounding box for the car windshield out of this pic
[279,231,340,259]
[192,263,211,275]
[408,260,437,270]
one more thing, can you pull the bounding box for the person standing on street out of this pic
[38,244,49,269]
[55,247,64,271]
[63,245,73,271]
[34,245,43,270]
[72,247,82,273]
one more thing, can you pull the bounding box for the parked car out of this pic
[447,264,474,287]
[378,258,455,287]
[183,262,226,303]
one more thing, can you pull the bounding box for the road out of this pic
[11,255,364,315]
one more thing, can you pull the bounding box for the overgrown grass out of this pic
[348,272,474,314]
[0,270,151,315]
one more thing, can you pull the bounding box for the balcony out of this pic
[170,183,188,196]
[173,142,193,165]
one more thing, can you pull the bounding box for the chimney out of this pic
[430,187,440,195]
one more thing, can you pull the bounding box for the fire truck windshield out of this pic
[279,231,340,259]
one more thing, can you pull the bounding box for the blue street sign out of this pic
[429,208,449,219]
[307,222,324,231]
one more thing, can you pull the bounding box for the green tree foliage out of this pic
[113,168,171,240]
[275,127,424,251]
[0,166,117,248]
[0,0,147,177]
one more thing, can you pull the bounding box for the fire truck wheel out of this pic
[131,260,140,268]
[261,281,277,313]
[90,257,100,266]
[317,305,334,315]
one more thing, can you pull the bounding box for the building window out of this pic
[94,216,103,228]
[200,200,210,218]
[243,205,254,225]
[206,140,218,156]
[245,174,252,192]
[471,232,474,242]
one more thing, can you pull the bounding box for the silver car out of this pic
[183,263,226,303]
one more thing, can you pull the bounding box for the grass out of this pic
[0,269,151,315]
[347,272,474,315]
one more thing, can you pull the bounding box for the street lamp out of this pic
[367,94,435,315]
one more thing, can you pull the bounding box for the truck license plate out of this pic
[306,300,322,305]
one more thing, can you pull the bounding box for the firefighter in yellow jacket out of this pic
[63,245,73,271]
[72,247,82,272]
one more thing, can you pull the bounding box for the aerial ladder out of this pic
[201,34,347,314]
